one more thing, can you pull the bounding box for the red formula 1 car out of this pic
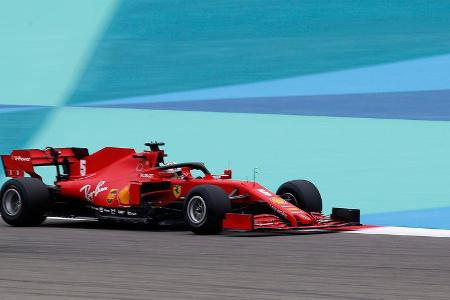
[0,143,360,234]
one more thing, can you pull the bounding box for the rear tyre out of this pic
[0,178,49,226]
[276,180,322,212]
[183,185,231,235]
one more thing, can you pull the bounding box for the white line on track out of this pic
[347,226,450,238]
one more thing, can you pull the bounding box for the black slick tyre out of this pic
[0,178,49,226]
[183,185,231,235]
[276,180,322,212]
[331,207,360,224]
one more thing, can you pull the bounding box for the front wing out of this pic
[223,212,361,231]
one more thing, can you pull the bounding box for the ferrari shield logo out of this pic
[172,185,182,198]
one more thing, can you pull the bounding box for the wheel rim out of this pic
[187,196,207,224]
[2,188,22,216]
[280,192,298,207]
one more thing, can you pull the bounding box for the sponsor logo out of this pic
[106,189,118,204]
[12,156,31,162]
[80,160,86,176]
[136,163,144,172]
[140,173,154,178]
[172,185,182,198]
[80,181,108,202]
[257,188,273,197]
[270,196,287,205]
[94,206,139,217]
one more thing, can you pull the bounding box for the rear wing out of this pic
[1,147,89,180]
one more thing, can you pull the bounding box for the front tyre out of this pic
[0,178,49,226]
[276,180,322,212]
[184,185,231,235]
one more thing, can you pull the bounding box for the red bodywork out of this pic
[1,145,357,231]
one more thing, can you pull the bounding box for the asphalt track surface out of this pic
[0,219,449,300]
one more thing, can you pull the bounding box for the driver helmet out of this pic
[163,162,182,176]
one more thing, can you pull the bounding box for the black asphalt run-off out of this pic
[0,219,449,300]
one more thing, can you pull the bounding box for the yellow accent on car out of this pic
[106,189,118,204]
[119,186,130,205]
